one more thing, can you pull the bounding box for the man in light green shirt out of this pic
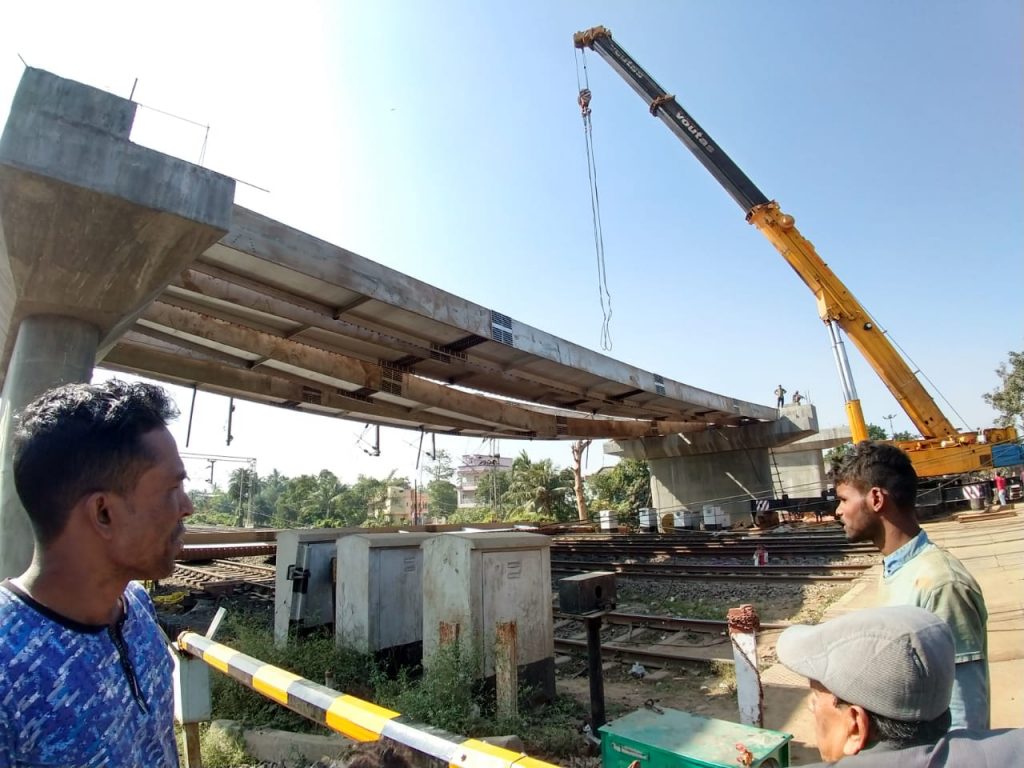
[832,442,989,730]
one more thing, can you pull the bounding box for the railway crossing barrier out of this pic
[175,631,559,768]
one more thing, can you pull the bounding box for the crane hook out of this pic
[578,88,592,118]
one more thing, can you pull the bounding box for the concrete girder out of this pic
[173,266,704,423]
[101,341,520,436]
[218,206,776,423]
[114,316,720,441]
[139,301,576,435]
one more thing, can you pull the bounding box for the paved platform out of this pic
[758,507,1024,764]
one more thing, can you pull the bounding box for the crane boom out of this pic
[575,25,1016,476]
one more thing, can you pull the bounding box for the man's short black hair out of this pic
[12,379,178,543]
[833,440,917,510]
[868,708,952,750]
[834,693,951,750]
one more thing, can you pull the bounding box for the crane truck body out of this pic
[574,25,1017,478]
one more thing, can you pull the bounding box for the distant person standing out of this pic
[774,384,787,408]
[993,473,1007,506]
[833,441,989,730]
[792,390,804,405]
[752,543,768,567]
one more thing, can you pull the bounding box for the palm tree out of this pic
[505,455,571,519]
[300,469,346,524]
[227,467,260,526]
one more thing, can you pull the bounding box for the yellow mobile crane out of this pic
[574,26,1016,478]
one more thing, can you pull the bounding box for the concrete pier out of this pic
[606,405,819,524]
[0,316,99,572]
[0,69,235,577]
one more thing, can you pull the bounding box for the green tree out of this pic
[473,469,511,518]
[824,423,888,474]
[228,467,260,526]
[587,458,651,515]
[504,452,574,521]
[426,449,455,483]
[983,349,1024,429]
[342,472,409,526]
[187,489,237,526]
[255,469,288,526]
[427,479,458,518]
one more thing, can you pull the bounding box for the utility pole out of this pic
[884,414,897,439]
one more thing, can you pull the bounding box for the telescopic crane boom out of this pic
[574,25,1016,477]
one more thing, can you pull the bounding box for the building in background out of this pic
[457,454,512,508]
[371,486,428,525]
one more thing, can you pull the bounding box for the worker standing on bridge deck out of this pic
[775,384,787,408]
[833,441,989,731]
[0,380,191,767]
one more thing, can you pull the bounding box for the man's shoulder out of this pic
[899,541,980,587]
[811,728,1024,768]
[0,581,45,642]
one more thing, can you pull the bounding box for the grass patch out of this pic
[708,660,737,694]
[210,614,378,732]
[205,618,589,758]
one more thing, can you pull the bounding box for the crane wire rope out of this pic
[575,48,613,351]
[864,312,973,432]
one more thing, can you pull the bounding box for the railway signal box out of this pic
[558,571,616,614]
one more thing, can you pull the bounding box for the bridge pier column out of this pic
[0,68,235,577]
[0,316,100,576]
[606,405,820,527]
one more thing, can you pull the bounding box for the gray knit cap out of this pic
[776,605,954,721]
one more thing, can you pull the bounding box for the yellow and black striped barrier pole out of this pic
[177,632,559,768]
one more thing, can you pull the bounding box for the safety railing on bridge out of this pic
[176,631,559,768]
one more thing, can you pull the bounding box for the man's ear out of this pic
[85,492,117,540]
[866,486,887,512]
[842,704,871,756]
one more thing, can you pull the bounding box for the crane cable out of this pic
[575,49,613,351]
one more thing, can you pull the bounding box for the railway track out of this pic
[550,558,864,582]
[552,540,872,552]
[552,610,788,666]
[169,560,276,598]
[180,539,870,562]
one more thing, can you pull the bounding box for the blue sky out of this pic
[1,2,1021,490]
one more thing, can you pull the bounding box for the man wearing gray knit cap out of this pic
[776,605,954,762]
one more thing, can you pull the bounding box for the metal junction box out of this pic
[600,708,791,768]
[558,571,616,614]
[336,532,434,661]
[422,532,554,700]
[275,529,359,647]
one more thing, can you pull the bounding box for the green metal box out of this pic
[600,708,791,768]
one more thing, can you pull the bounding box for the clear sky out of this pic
[2,2,1021,492]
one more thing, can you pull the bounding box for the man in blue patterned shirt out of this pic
[0,380,193,767]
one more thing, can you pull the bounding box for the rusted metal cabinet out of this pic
[422,532,554,699]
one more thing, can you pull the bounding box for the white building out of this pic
[456,454,513,508]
